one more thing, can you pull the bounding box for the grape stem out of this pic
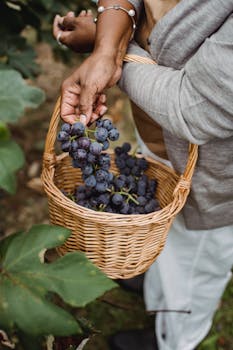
[132,145,140,157]
[117,191,139,205]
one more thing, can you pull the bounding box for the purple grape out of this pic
[108,172,114,183]
[78,137,91,150]
[101,163,111,171]
[76,149,87,160]
[71,140,79,152]
[105,206,114,213]
[121,142,131,153]
[97,193,111,206]
[76,185,86,193]
[61,140,71,152]
[82,164,93,176]
[95,181,109,193]
[137,196,147,206]
[114,175,126,189]
[112,193,123,206]
[108,128,120,141]
[147,179,157,193]
[120,202,130,214]
[94,127,108,142]
[76,192,86,201]
[145,199,159,213]
[131,166,142,177]
[138,158,149,171]
[61,123,71,133]
[102,119,113,131]
[102,140,110,151]
[98,154,111,166]
[71,122,85,137]
[85,175,97,188]
[57,131,69,142]
[87,152,97,163]
[114,146,123,156]
[115,158,126,169]
[96,169,109,182]
[90,142,103,155]
[126,157,136,168]
[96,119,104,128]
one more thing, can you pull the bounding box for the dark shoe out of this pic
[116,273,144,295]
[109,328,158,350]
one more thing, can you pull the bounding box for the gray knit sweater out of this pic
[119,0,233,229]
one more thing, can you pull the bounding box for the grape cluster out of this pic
[57,119,160,214]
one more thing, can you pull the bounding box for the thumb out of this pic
[79,85,97,125]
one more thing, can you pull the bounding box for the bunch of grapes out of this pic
[57,118,160,214]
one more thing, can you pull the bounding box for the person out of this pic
[53,1,233,349]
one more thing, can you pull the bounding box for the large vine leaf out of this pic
[0,36,41,78]
[0,139,25,194]
[0,225,116,336]
[0,69,45,123]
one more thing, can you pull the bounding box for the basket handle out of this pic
[43,55,198,187]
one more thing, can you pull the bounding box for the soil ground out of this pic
[0,43,232,350]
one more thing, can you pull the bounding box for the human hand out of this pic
[61,51,122,125]
[53,10,96,53]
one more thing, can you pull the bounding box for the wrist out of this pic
[94,25,132,57]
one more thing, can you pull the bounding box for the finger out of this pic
[94,104,108,116]
[67,11,75,17]
[61,83,81,124]
[107,66,122,87]
[53,15,64,38]
[89,112,101,125]
[75,106,80,115]
[58,31,72,46]
[79,85,98,124]
[98,93,107,104]
[63,16,76,30]
[78,10,87,17]
[87,9,93,16]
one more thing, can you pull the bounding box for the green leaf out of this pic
[0,139,25,194]
[0,122,10,141]
[8,46,40,79]
[0,35,41,78]
[0,69,45,123]
[0,225,115,336]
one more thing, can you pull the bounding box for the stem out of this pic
[117,191,139,205]
[132,145,140,157]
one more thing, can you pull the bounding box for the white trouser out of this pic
[137,132,233,350]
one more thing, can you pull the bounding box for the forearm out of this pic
[94,0,141,61]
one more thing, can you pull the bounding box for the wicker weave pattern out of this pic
[41,56,198,279]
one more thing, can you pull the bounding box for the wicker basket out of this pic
[41,56,198,279]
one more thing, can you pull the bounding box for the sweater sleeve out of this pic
[119,15,233,145]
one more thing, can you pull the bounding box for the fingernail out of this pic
[87,9,93,14]
[80,114,87,124]
[100,94,106,103]
[99,106,108,116]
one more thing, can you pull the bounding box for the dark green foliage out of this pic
[0,225,115,336]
